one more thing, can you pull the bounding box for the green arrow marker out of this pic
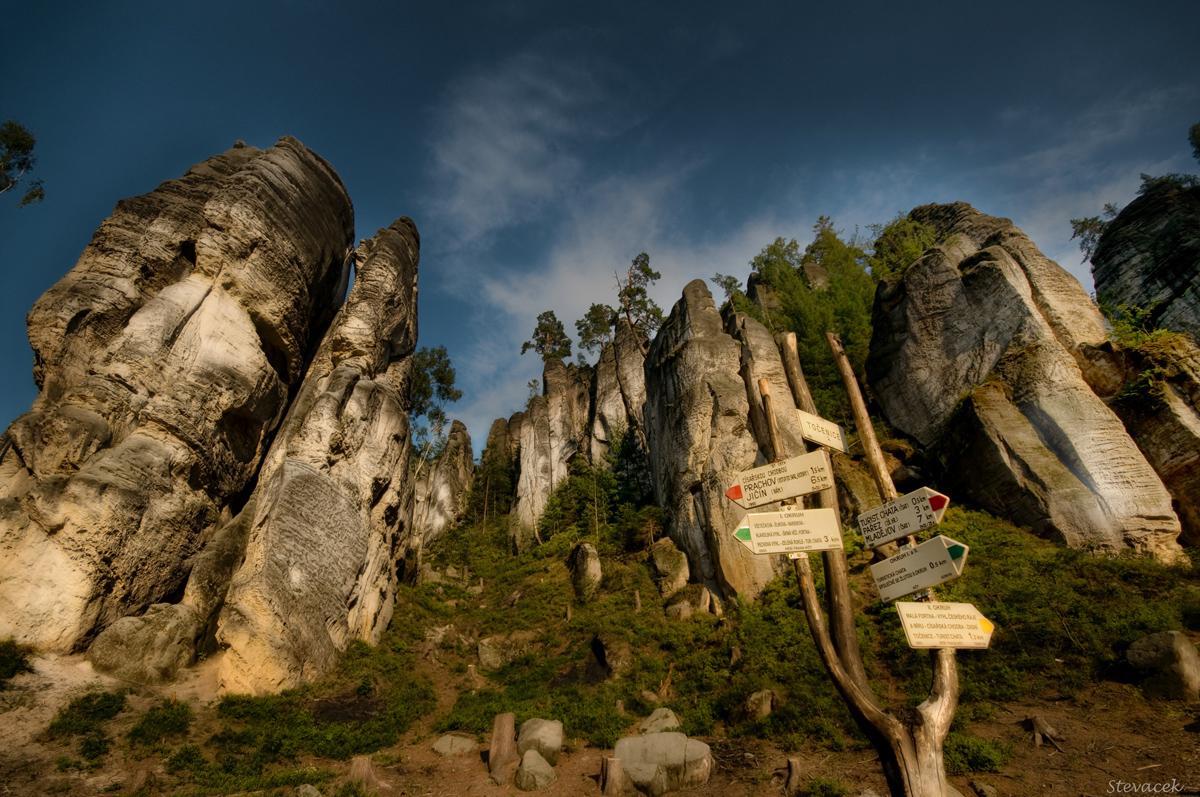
[734,526,752,542]
[947,544,966,560]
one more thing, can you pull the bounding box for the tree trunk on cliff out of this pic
[758,344,960,796]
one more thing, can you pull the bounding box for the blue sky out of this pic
[2,1,1197,452]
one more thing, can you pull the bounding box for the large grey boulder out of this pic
[0,138,353,652]
[644,280,779,599]
[613,732,713,796]
[432,733,478,756]
[569,542,603,601]
[515,749,557,791]
[214,218,419,694]
[868,203,1183,563]
[517,718,563,765]
[1091,180,1200,339]
[1127,631,1200,701]
[649,538,689,599]
[637,708,681,734]
[87,603,202,682]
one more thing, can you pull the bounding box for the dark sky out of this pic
[2,1,1197,447]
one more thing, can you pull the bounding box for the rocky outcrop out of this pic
[644,280,780,599]
[512,361,589,546]
[1079,336,1200,546]
[1091,180,1200,339]
[214,218,420,694]
[869,203,1182,562]
[590,320,647,463]
[0,138,353,652]
[410,420,474,549]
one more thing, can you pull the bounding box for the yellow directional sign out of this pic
[895,601,994,649]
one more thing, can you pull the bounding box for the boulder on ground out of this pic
[637,708,681,735]
[515,749,557,791]
[649,538,689,599]
[518,718,564,765]
[589,633,634,680]
[478,634,531,670]
[1127,630,1200,701]
[432,733,478,756]
[613,731,712,796]
[569,542,603,601]
[87,603,201,683]
[744,689,776,721]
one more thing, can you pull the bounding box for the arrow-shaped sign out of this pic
[857,487,951,548]
[870,535,968,602]
[895,601,994,649]
[724,449,833,509]
[732,507,843,555]
[796,409,849,453]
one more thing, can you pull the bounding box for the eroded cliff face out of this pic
[410,420,475,552]
[214,218,420,695]
[590,320,647,463]
[0,138,353,652]
[868,203,1183,563]
[644,280,781,599]
[512,361,589,548]
[1092,181,1200,339]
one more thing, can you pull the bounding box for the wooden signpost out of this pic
[895,602,994,649]
[869,534,968,602]
[723,449,833,509]
[795,408,849,453]
[732,507,843,555]
[857,486,951,548]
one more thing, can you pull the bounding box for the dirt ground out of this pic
[2,653,1197,797]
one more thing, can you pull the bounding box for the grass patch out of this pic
[943,731,1010,774]
[45,690,127,766]
[800,777,850,797]
[0,638,33,689]
[128,698,192,746]
[165,743,334,795]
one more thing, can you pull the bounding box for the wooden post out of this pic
[773,334,870,692]
[634,589,642,612]
[756,360,959,796]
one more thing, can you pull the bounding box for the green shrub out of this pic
[47,690,126,738]
[0,638,33,689]
[128,699,192,746]
[801,777,850,797]
[943,731,1010,774]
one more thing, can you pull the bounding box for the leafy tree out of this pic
[575,302,617,357]
[407,345,462,455]
[1069,202,1120,261]
[521,310,572,362]
[710,273,744,302]
[867,215,939,281]
[615,252,663,351]
[1190,122,1200,164]
[0,121,44,206]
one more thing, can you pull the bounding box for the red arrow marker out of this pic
[725,484,743,502]
[928,493,949,512]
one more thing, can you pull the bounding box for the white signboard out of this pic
[732,508,843,555]
[796,409,849,454]
[724,449,833,509]
[895,601,994,649]
[870,535,968,602]
[857,487,951,548]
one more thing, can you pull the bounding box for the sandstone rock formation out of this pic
[512,360,589,547]
[589,319,648,463]
[1079,336,1200,546]
[869,203,1182,562]
[645,280,786,599]
[613,731,713,796]
[214,218,420,694]
[0,138,353,652]
[1091,180,1200,339]
[410,420,474,552]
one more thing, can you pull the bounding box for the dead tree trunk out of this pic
[755,333,961,797]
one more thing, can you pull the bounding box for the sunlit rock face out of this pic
[512,360,589,549]
[869,202,1183,563]
[214,218,420,695]
[410,419,475,552]
[590,319,647,463]
[644,280,786,599]
[1092,180,1200,340]
[0,138,353,651]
